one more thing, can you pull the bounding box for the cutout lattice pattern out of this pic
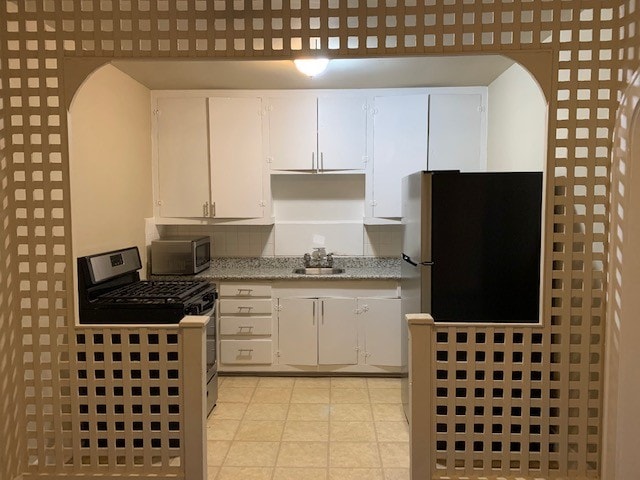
[0,0,634,478]
[70,328,183,473]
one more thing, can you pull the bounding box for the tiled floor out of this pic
[207,376,410,480]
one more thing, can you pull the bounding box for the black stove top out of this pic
[99,280,210,303]
[77,247,216,324]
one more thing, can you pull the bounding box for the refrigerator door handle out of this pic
[401,253,418,266]
[420,260,435,266]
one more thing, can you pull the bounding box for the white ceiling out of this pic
[111,55,515,90]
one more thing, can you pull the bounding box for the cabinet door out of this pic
[428,93,484,172]
[156,97,210,217]
[277,298,317,366]
[372,94,428,218]
[360,298,402,366]
[209,97,264,218]
[318,95,367,171]
[268,96,317,171]
[318,298,358,365]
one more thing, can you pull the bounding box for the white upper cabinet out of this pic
[156,97,210,218]
[428,93,485,172]
[209,96,264,218]
[371,93,429,219]
[267,93,367,172]
[317,95,368,171]
[367,88,487,222]
[154,93,268,222]
[267,96,318,171]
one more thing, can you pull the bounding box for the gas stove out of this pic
[77,247,217,325]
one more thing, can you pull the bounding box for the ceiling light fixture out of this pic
[294,58,330,77]
[294,38,329,77]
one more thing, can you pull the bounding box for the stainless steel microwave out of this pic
[151,236,211,275]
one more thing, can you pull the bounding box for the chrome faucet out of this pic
[303,247,333,268]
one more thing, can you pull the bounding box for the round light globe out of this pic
[294,58,330,77]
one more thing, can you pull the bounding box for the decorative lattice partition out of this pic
[0,0,636,478]
[71,328,183,472]
[0,32,26,480]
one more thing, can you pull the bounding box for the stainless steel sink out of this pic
[293,267,345,275]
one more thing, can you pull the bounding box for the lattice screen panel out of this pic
[0,0,629,478]
[0,34,26,480]
[69,328,183,474]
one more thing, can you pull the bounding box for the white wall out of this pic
[487,63,546,172]
[69,64,152,275]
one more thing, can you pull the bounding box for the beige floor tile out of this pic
[331,377,367,389]
[235,420,285,441]
[287,403,331,421]
[274,467,328,480]
[367,378,402,389]
[218,387,255,403]
[211,403,248,420]
[207,465,220,479]
[206,440,231,466]
[251,387,292,404]
[221,376,260,387]
[257,376,296,388]
[282,420,329,441]
[329,442,380,468]
[378,443,409,468]
[369,388,402,404]
[374,422,409,442]
[291,387,331,403]
[383,468,410,480]
[294,377,331,388]
[223,441,280,467]
[331,388,370,404]
[215,466,273,479]
[244,403,289,421]
[207,419,240,440]
[371,404,406,422]
[329,468,383,480]
[277,441,329,467]
[330,421,376,442]
[330,403,373,422]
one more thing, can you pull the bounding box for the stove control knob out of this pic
[185,305,200,315]
[203,293,215,303]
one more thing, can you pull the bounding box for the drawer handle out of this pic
[237,306,254,312]
[238,325,254,332]
[237,288,254,295]
[238,348,254,353]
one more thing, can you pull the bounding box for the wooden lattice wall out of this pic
[0,27,26,480]
[0,0,637,478]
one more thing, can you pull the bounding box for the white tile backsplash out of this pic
[274,222,364,256]
[364,224,403,257]
[160,223,401,258]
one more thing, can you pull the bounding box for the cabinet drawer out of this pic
[219,299,273,315]
[220,339,272,364]
[220,316,272,336]
[220,284,272,298]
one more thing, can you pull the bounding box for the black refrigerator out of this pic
[400,170,543,418]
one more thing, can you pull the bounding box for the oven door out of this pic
[203,307,218,415]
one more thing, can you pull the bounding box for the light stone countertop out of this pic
[194,256,401,281]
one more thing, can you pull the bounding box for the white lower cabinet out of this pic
[277,297,359,367]
[277,298,318,366]
[358,298,402,367]
[219,281,401,373]
[218,282,274,369]
[220,339,272,364]
[318,298,359,365]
